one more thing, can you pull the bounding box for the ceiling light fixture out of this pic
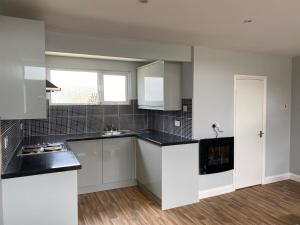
[243,19,253,23]
[139,0,148,3]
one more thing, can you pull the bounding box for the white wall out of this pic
[181,62,193,99]
[193,46,292,191]
[46,55,143,99]
[290,57,300,175]
[46,31,192,62]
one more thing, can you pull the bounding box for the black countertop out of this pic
[136,130,199,146]
[2,130,198,179]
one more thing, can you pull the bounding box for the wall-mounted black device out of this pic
[199,137,234,175]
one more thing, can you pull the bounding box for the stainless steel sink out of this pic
[101,130,131,137]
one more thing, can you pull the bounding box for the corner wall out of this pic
[193,46,292,191]
[290,57,300,175]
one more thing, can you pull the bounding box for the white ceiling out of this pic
[1,0,300,56]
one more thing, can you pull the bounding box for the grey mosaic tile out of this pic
[119,115,134,130]
[87,116,103,133]
[30,119,49,136]
[24,120,31,137]
[134,115,148,131]
[103,115,119,130]
[182,117,192,139]
[87,105,103,117]
[50,105,68,117]
[69,117,86,134]
[163,116,173,134]
[153,115,164,132]
[68,105,87,117]
[103,105,118,116]
[133,99,147,115]
[119,103,133,115]
[1,120,18,135]
[1,120,23,170]
[49,117,68,135]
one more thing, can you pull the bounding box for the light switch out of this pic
[175,120,181,127]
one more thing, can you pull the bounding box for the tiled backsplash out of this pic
[1,98,192,171]
[0,120,24,170]
[148,99,193,139]
[24,100,149,136]
[24,99,193,138]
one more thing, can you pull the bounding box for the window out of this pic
[49,69,130,105]
[103,73,127,102]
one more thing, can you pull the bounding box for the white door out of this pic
[235,76,265,189]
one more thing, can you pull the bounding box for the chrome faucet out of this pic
[105,124,117,131]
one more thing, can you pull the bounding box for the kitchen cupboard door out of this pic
[68,140,102,188]
[137,60,181,111]
[137,60,164,109]
[103,137,135,183]
[0,16,46,120]
[136,139,162,199]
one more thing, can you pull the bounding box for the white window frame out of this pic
[47,68,131,105]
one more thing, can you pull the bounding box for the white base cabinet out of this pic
[2,171,78,225]
[103,137,135,183]
[68,137,136,194]
[137,139,199,210]
[68,140,102,187]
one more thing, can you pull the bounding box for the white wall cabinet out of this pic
[0,16,46,120]
[137,60,181,110]
[68,137,136,194]
[103,137,135,183]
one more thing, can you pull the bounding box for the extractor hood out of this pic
[46,80,61,92]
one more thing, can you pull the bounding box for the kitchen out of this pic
[0,16,199,225]
[1,1,300,225]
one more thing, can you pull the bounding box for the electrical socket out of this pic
[175,120,181,127]
[4,136,8,149]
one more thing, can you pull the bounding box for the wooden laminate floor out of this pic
[78,180,300,225]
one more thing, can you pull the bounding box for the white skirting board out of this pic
[264,173,300,184]
[78,180,137,194]
[198,185,235,200]
[199,172,300,200]
[263,173,291,184]
[290,173,300,182]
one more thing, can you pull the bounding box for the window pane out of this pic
[103,74,126,102]
[50,70,99,104]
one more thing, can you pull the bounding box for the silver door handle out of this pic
[259,131,264,138]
